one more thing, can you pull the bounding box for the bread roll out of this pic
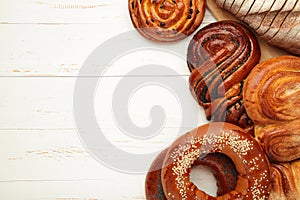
[243,55,300,162]
[129,0,206,42]
[215,0,300,55]
[270,160,300,200]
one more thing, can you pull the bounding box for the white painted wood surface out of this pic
[0,0,216,199]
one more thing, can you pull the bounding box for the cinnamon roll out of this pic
[243,55,300,162]
[128,0,206,42]
[188,21,260,134]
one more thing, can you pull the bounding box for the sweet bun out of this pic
[243,55,300,162]
[188,21,260,134]
[161,123,271,199]
[145,148,238,199]
[129,0,205,42]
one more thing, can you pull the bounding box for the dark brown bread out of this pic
[187,21,260,135]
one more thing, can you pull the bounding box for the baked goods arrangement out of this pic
[215,0,300,55]
[128,1,300,199]
[129,0,206,42]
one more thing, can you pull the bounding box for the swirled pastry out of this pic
[269,160,300,200]
[243,55,300,162]
[188,21,260,134]
[129,0,206,42]
[256,120,300,162]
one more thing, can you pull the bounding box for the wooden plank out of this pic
[0,0,215,24]
[0,20,217,76]
[0,0,117,24]
[0,1,218,200]
[0,77,206,129]
[0,24,131,77]
[0,129,216,199]
[206,0,289,62]
[0,129,172,180]
[0,180,145,200]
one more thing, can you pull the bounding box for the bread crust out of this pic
[243,55,300,162]
[145,148,239,199]
[128,0,206,42]
[215,0,300,55]
[255,0,286,36]
[261,0,297,41]
[269,160,300,200]
[187,21,260,134]
[161,123,271,199]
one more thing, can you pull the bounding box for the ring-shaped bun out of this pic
[145,149,238,199]
[161,122,271,199]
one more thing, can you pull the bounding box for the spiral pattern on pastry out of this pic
[269,160,300,200]
[129,0,205,42]
[188,21,260,134]
[161,123,271,200]
[243,55,300,162]
[256,120,300,163]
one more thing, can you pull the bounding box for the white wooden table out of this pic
[0,0,216,199]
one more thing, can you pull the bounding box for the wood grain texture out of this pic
[206,0,290,62]
[0,22,216,76]
[0,0,216,199]
[0,129,174,180]
[0,77,206,129]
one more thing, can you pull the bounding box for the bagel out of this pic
[161,123,271,199]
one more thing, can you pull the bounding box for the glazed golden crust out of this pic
[188,21,260,134]
[145,149,168,200]
[269,160,300,200]
[145,149,238,199]
[161,123,271,200]
[244,56,300,124]
[256,120,300,163]
[128,0,205,42]
[243,55,300,162]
